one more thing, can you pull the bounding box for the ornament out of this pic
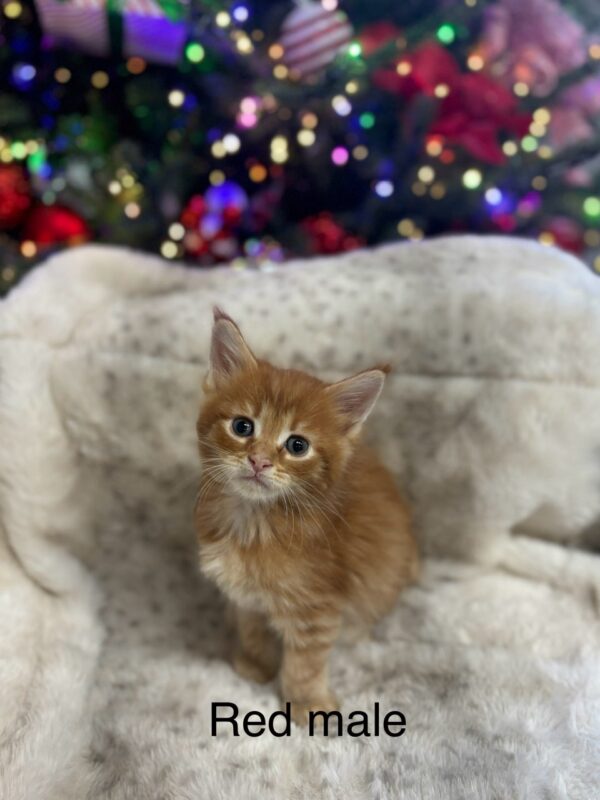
[279,0,353,81]
[373,42,531,165]
[478,0,586,95]
[180,181,249,264]
[0,165,32,230]
[358,21,402,57]
[21,204,91,246]
[301,213,363,255]
[544,217,584,254]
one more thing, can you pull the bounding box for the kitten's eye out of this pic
[285,435,310,456]
[232,417,254,437]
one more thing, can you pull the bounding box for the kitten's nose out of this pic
[248,454,272,474]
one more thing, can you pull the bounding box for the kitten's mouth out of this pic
[242,474,268,486]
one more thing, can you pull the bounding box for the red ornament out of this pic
[301,213,364,255]
[0,165,32,230]
[544,217,584,254]
[373,42,531,165]
[358,21,402,57]
[22,204,91,246]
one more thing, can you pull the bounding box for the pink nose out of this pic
[248,454,272,474]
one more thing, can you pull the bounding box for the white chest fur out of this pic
[198,498,274,612]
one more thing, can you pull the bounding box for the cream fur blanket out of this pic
[0,236,599,799]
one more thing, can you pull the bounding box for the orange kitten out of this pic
[195,308,419,725]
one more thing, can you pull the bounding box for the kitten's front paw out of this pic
[233,650,278,684]
[288,694,340,728]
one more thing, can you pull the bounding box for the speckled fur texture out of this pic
[0,236,599,799]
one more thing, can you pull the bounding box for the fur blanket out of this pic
[0,236,599,799]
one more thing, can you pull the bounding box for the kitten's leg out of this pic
[279,615,340,726]
[232,606,280,684]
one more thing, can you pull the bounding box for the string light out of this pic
[268,44,284,59]
[236,36,253,54]
[249,164,268,182]
[10,142,26,159]
[302,112,318,129]
[271,136,288,164]
[185,43,205,63]
[531,176,547,190]
[108,180,121,195]
[232,5,249,22]
[375,180,394,198]
[20,241,37,257]
[331,147,349,166]
[430,182,446,199]
[348,42,362,57]
[322,0,338,9]
[485,188,502,206]
[3,2,22,18]
[169,223,185,240]
[396,60,412,76]
[223,133,241,153]
[353,145,368,160]
[538,231,555,246]
[332,95,352,116]
[462,168,482,189]
[397,219,414,236]
[297,129,316,147]
[502,141,518,156]
[425,138,443,156]
[168,89,185,107]
[359,112,375,129]
[589,43,600,60]
[412,181,426,196]
[161,241,178,259]
[434,83,450,98]
[91,71,109,89]
[521,136,538,152]
[513,82,529,97]
[584,230,600,247]
[538,145,553,159]
[417,166,435,184]
[209,170,226,185]
[273,64,288,79]
[124,202,140,219]
[211,141,227,158]
[533,108,551,125]
[467,53,484,70]
[583,197,600,219]
[127,57,146,74]
[345,80,359,94]
[215,11,231,27]
[436,24,456,44]
[54,68,71,83]
[529,121,546,137]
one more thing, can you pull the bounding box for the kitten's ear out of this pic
[325,367,388,433]
[209,306,257,386]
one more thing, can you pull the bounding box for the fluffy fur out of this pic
[195,309,418,723]
[1,238,599,798]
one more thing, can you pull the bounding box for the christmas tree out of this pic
[0,0,599,295]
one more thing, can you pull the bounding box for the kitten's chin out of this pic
[232,476,281,503]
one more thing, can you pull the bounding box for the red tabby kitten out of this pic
[195,308,419,725]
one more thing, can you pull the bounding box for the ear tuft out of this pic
[213,305,233,324]
[325,368,386,433]
[209,309,257,385]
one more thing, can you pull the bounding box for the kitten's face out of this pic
[197,308,386,506]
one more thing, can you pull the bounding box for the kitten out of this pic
[195,308,419,725]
